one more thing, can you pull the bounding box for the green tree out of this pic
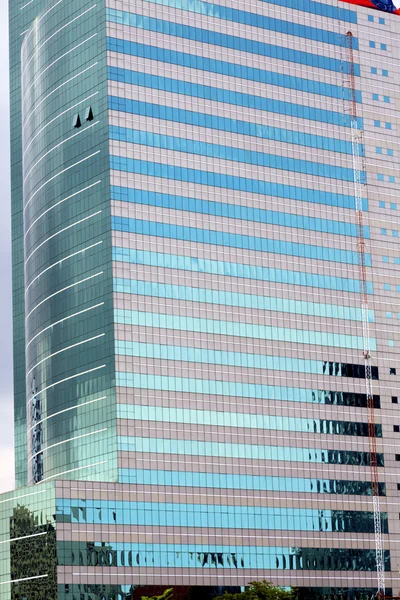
[213,580,298,600]
[142,588,174,600]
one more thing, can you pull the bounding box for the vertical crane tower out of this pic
[345,31,385,599]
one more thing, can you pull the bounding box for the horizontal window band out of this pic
[114,339,374,393]
[112,247,373,295]
[111,274,370,322]
[106,10,359,75]
[110,159,363,212]
[111,215,368,267]
[117,434,383,467]
[143,0,358,25]
[107,1,355,49]
[110,128,362,184]
[108,97,361,157]
[111,186,368,236]
[116,402,381,438]
[114,307,368,350]
[57,497,386,533]
[258,0,357,21]
[116,372,379,408]
[58,541,389,572]
[108,67,361,128]
[106,37,361,102]
[119,467,384,496]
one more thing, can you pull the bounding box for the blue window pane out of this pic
[374,120,381,127]
[386,312,393,318]
[379,201,386,208]
[389,176,395,183]
[369,41,376,48]
[381,229,387,235]
[384,95,390,103]
[388,149,394,156]
[372,93,379,100]
[377,174,384,181]
[382,256,389,263]
[382,69,388,76]
[385,122,392,129]
[391,203,397,210]
[381,43,387,50]
[384,284,391,291]
[368,14,374,21]
[379,17,385,23]
[371,67,377,74]
[376,147,382,154]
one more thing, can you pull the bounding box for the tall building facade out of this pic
[3,0,400,598]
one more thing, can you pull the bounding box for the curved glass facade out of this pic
[20,0,117,485]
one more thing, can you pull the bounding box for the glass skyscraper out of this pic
[3,0,400,597]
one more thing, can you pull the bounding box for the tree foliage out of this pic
[213,580,298,600]
[142,588,174,600]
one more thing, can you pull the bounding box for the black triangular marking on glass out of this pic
[85,106,94,121]
[73,113,81,128]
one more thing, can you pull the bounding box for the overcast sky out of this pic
[0,0,15,495]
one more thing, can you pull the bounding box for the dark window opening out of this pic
[394,425,400,432]
[392,396,398,404]
[390,368,397,375]
[73,113,81,128]
[85,106,94,121]
[395,454,400,461]
[322,361,379,380]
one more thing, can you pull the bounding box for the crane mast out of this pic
[345,31,385,600]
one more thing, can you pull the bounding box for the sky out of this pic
[0,0,15,495]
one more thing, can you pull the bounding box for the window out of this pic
[388,149,394,156]
[372,93,379,100]
[382,256,389,263]
[386,312,392,318]
[371,67,377,74]
[377,174,384,181]
[394,425,400,432]
[392,396,398,403]
[393,230,398,237]
[385,122,392,129]
[382,69,388,76]
[374,120,381,127]
[389,176,395,183]
[396,285,400,292]
[384,284,391,291]
[388,340,395,347]
[397,483,400,490]
[376,147,382,154]
[368,14,374,21]
[390,368,397,375]
[381,43,387,50]
[391,204,396,210]
[379,17,385,24]
[381,229,387,235]
[369,41,376,48]
[395,454,400,461]
[384,96,390,103]
[379,200,386,207]
[395,258,400,265]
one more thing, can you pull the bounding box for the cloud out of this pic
[0,447,15,494]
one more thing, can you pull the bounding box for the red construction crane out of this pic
[345,31,385,600]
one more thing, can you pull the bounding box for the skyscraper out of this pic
[3,0,400,597]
